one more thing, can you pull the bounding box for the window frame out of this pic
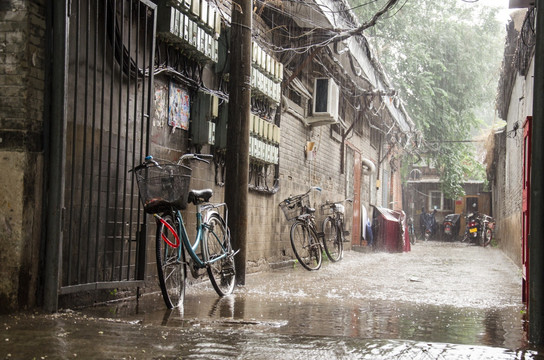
[429,190,443,211]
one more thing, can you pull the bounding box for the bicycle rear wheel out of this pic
[290,221,322,271]
[156,213,186,309]
[483,227,493,247]
[322,216,343,262]
[205,213,236,296]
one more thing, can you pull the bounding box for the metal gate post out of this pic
[43,0,69,313]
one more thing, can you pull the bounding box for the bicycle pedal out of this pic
[189,260,204,278]
[222,266,235,277]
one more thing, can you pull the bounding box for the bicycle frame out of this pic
[155,202,230,269]
[297,213,322,242]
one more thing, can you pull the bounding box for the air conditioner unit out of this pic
[307,77,339,126]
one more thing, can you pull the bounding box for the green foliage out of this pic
[349,0,504,196]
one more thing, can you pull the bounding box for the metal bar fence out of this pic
[61,0,156,294]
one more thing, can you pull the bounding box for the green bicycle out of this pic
[133,154,237,309]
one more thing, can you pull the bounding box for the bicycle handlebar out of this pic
[300,186,321,196]
[131,154,214,173]
[284,186,321,202]
[178,153,213,165]
[130,155,160,172]
[324,197,352,206]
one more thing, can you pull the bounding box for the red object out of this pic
[522,116,532,304]
[372,207,411,253]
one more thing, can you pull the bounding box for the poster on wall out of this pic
[168,82,190,131]
[153,82,168,128]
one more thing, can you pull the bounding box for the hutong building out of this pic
[0,0,416,311]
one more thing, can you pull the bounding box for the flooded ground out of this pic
[1,241,542,359]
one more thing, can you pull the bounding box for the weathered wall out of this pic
[0,0,46,311]
[493,56,534,267]
[274,109,347,265]
[0,0,411,310]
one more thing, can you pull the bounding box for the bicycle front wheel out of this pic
[322,216,343,262]
[290,221,322,271]
[156,213,186,309]
[205,213,236,296]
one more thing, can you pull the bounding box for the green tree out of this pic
[349,0,504,198]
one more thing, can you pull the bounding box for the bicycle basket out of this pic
[320,203,334,216]
[279,193,310,221]
[134,163,192,214]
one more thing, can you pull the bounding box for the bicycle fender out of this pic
[204,210,224,223]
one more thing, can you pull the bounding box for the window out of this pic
[370,126,381,149]
[330,123,342,142]
[428,191,453,211]
[443,198,454,211]
[287,87,302,107]
[430,191,442,210]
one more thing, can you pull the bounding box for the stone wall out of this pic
[0,0,46,311]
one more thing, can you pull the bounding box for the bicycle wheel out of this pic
[205,213,236,296]
[290,221,322,271]
[322,216,342,262]
[483,227,493,247]
[156,213,186,309]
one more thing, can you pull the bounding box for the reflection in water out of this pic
[180,293,525,350]
[74,242,534,358]
[2,308,539,360]
[86,289,527,351]
[3,242,538,359]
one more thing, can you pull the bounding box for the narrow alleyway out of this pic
[1,241,535,359]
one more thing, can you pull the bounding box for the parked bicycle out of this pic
[479,214,496,247]
[279,187,323,271]
[320,198,352,262]
[132,154,237,309]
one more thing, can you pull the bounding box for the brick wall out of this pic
[492,58,534,267]
[0,0,46,311]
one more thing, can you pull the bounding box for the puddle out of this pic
[2,242,540,359]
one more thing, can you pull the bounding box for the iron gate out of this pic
[60,0,156,294]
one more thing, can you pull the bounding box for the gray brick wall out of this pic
[0,0,45,152]
[0,0,46,311]
[492,61,533,267]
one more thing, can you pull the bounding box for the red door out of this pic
[522,116,532,304]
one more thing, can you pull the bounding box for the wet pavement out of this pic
[1,241,542,359]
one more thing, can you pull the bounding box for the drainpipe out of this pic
[341,122,355,174]
[529,0,544,345]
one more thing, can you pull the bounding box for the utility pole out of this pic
[529,0,544,345]
[225,0,252,285]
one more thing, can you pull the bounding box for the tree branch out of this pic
[333,0,400,44]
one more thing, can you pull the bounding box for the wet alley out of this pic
[1,241,537,359]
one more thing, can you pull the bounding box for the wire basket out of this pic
[279,193,310,221]
[134,163,192,214]
[320,203,334,216]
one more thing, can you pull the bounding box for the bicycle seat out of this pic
[306,207,316,214]
[188,189,213,205]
